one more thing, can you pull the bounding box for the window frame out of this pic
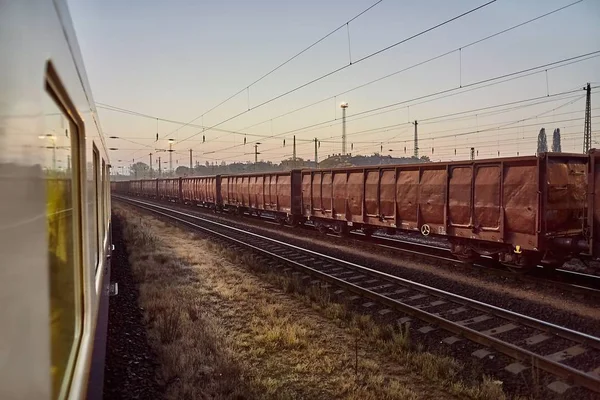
[92,145,100,269]
[45,61,85,400]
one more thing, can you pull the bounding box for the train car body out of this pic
[302,153,588,267]
[141,179,157,197]
[182,176,221,206]
[157,178,179,200]
[221,171,302,222]
[1,1,112,398]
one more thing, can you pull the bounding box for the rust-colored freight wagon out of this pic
[221,171,302,222]
[111,181,130,194]
[181,176,221,206]
[141,179,157,197]
[302,153,588,268]
[157,178,180,200]
[125,180,139,195]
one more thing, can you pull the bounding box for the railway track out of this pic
[122,194,600,298]
[373,234,600,294]
[116,195,600,394]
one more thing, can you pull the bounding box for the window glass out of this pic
[101,159,106,238]
[91,148,98,267]
[43,89,81,399]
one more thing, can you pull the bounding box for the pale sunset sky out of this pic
[66,0,600,169]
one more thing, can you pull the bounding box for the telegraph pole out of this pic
[413,120,419,158]
[158,156,161,177]
[149,153,153,178]
[584,83,592,153]
[341,102,349,155]
[168,139,174,174]
[314,138,318,167]
[189,149,193,169]
[254,142,261,171]
[470,147,475,160]
[293,135,296,168]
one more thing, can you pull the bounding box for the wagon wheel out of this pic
[285,215,297,227]
[420,224,431,236]
[454,253,477,264]
[362,228,374,238]
[332,222,348,237]
[317,224,329,234]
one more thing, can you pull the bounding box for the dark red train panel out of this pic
[221,170,301,215]
[302,153,588,254]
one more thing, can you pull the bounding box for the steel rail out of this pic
[116,195,600,392]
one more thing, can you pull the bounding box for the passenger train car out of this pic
[1,1,112,399]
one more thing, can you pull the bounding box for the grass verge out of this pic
[115,203,514,400]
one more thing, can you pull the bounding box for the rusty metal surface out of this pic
[545,156,587,235]
[181,176,219,204]
[221,171,298,214]
[449,166,472,227]
[396,169,419,230]
[302,153,589,250]
[589,150,600,257]
[157,178,179,198]
[474,166,501,230]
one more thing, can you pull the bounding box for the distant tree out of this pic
[176,166,190,176]
[552,128,562,152]
[537,128,548,154]
[130,162,149,178]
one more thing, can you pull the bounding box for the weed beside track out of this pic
[115,203,511,399]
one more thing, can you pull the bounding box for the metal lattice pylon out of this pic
[583,83,592,153]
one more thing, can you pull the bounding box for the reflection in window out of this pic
[43,91,81,399]
[90,148,98,267]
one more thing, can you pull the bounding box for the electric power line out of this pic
[158,0,385,141]
[176,0,498,147]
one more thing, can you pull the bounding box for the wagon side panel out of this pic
[332,172,347,219]
[396,168,419,231]
[347,171,363,222]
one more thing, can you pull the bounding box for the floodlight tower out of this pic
[340,102,349,155]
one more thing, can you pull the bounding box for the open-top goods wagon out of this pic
[221,171,302,224]
[114,151,600,270]
[141,179,157,197]
[182,176,221,207]
[157,178,179,200]
[302,153,588,268]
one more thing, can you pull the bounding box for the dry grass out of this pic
[115,203,516,400]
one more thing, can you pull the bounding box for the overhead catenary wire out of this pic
[214,0,584,139]
[201,56,598,158]
[170,92,592,165]
[177,0,499,147]
[158,0,385,142]
[116,0,584,162]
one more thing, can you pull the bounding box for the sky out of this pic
[66,0,600,171]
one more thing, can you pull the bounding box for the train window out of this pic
[106,163,110,223]
[101,158,106,245]
[91,146,99,268]
[44,65,83,399]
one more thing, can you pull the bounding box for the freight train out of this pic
[114,151,600,271]
[1,1,112,399]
